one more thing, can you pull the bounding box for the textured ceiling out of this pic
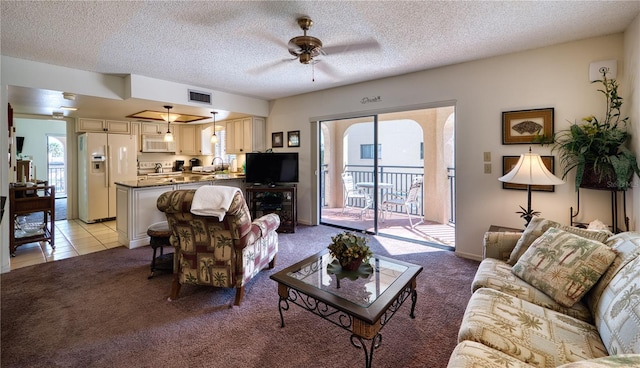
[2,1,640,119]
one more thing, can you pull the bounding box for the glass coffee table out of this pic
[270,249,423,368]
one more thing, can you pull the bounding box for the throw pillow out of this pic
[587,219,609,231]
[506,217,611,265]
[512,227,616,307]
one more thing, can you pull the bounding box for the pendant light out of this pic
[210,111,218,143]
[163,105,174,142]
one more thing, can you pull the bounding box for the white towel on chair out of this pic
[190,186,240,220]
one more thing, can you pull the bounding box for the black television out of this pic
[245,152,299,186]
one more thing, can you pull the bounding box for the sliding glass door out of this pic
[320,115,378,233]
[318,106,456,249]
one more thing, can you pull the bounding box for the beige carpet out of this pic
[1,225,479,368]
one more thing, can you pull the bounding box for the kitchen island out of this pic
[115,173,245,249]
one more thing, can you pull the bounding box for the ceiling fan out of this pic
[288,17,379,64]
[250,16,379,79]
[288,17,324,64]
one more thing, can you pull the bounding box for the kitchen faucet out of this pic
[154,163,163,173]
[211,157,224,171]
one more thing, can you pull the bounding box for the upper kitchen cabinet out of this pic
[140,122,166,135]
[76,118,131,134]
[178,124,201,155]
[226,117,265,154]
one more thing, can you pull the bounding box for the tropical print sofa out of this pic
[447,218,640,367]
[157,188,279,306]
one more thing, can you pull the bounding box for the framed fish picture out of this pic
[502,108,554,144]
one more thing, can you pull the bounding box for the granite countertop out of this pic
[115,173,246,188]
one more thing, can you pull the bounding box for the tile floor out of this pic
[10,219,120,271]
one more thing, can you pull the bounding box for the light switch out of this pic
[484,163,491,174]
[483,152,491,162]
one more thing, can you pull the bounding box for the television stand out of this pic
[246,184,296,233]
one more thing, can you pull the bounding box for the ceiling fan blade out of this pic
[247,58,295,75]
[321,39,380,56]
[314,60,342,80]
[258,32,289,50]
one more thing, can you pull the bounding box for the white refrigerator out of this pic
[78,133,137,223]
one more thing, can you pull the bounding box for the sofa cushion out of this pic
[512,227,616,307]
[554,354,640,367]
[447,340,537,368]
[458,288,608,367]
[472,258,592,322]
[507,217,611,265]
[587,232,640,355]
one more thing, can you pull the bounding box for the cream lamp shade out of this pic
[498,148,564,226]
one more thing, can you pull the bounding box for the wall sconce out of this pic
[210,111,218,144]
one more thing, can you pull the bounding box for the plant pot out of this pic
[340,257,363,271]
[580,163,631,190]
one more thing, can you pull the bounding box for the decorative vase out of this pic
[340,257,363,271]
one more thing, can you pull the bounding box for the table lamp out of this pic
[498,148,565,226]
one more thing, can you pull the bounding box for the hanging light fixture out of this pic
[162,105,175,142]
[210,111,218,143]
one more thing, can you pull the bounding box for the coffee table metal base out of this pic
[277,282,418,368]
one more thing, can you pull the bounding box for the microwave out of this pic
[141,135,176,153]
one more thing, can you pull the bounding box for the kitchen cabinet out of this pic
[116,184,175,249]
[225,117,265,154]
[76,118,130,134]
[115,177,245,248]
[141,122,166,135]
[178,124,215,155]
[178,124,201,155]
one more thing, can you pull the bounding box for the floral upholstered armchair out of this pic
[156,189,280,306]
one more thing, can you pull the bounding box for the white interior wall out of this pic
[624,14,640,232]
[14,118,67,182]
[267,33,630,260]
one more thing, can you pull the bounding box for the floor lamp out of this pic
[498,148,565,227]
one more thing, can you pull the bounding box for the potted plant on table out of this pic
[327,231,373,271]
[550,70,640,191]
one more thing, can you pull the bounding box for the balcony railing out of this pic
[342,165,425,216]
[48,164,66,196]
[321,164,456,225]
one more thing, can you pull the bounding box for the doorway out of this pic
[319,106,455,249]
[47,134,67,220]
[13,117,68,221]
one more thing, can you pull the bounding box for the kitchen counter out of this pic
[115,173,245,248]
[115,172,246,188]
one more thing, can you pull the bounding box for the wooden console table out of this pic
[9,182,55,256]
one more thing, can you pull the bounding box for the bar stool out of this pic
[147,221,173,279]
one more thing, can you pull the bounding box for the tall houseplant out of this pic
[552,71,639,191]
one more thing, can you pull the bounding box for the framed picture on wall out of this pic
[272,132,283,148]
[502,155,556,192]
[502,108,554,144]
[287,130,300,147]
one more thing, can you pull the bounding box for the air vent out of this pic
[188,90,212,105]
